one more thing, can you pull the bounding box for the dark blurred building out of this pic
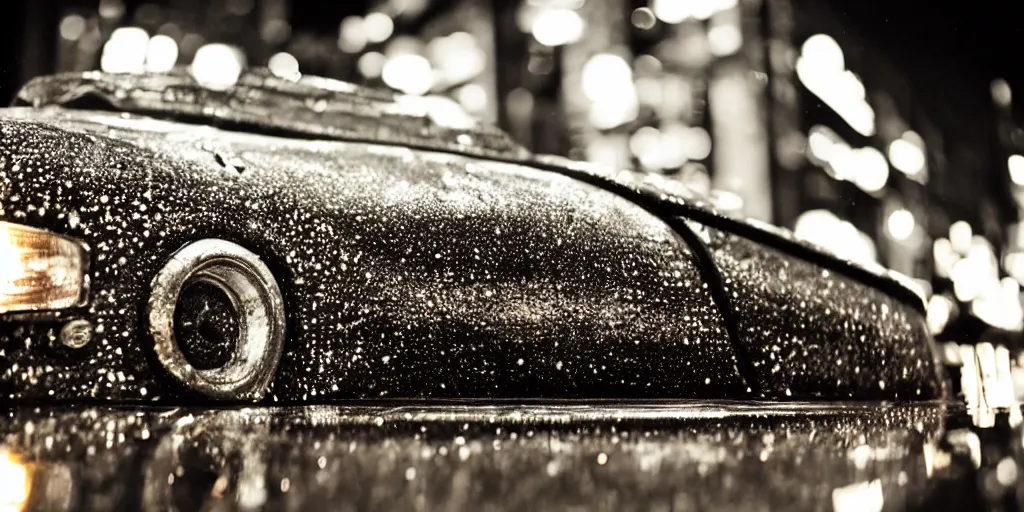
[765,0,1023,341]
[3,0,1023,343]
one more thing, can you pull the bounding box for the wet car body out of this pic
[0,70,1007,511]
[0,70,943,403]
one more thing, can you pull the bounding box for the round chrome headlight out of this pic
[147,239,285,401]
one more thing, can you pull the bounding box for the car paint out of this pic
[0,71,945,403]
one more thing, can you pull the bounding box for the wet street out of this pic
[0,401,1018,511]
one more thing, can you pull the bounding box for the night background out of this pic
[4,0,1024,348]
[4,2,1024,510]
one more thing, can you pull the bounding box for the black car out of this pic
[5,69,1011,512]
[0,69,944,405]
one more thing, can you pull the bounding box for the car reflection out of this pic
[1,401,1012,511]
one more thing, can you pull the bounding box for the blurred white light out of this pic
[144,35,178,73]
[641,124,689,169]
[381,54,433,96]
[588,95,639,130]
[832,479,883,512]
[794,210,836,241]
[992,78,1013,107]
[888,136,925,176]
[358,51,386,78]
[807,131,834,163]
[634,77,663,107]
[339,16,367,53]
[634,54,663,75]
[268,52,300,80]
[707,24,742,56]
[926,295,954,335]
[629,126,662,160]
[794,209,877,264]
[387,35,424,57]
[363,12,394,44]
[415,95,477,130]
[427,32,486,87]
[710,189,744,213]
[713,0,740,11]
[796,34,875,137]
[973,278,1024,331]
[438,49,486,86]
[681,126,712,160]
[456,83,488,114]
[933,238,957,278]
[1009,155,1024,186]
[631,7,658,30]
[651,0,692,24]
[59,14,87,41]
[886,209,915,241]
[101,27,149,74]
[807,125,843,165]
[531,8,585,47]
[851,146,889,193]
[823,142,855,181]
[949,221,973,255]
[1006,252,1024,284]
[190,43,244,91]
[800,34,845,72]
[691,1,717,20]
[582,53,633,103]
[0,450,29,512]
[951,237,998,303]
[969,236,995,262]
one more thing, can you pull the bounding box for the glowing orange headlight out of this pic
[0,221,89,314]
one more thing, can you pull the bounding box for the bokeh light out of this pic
[144,35,178,73]
[363,12,394,44]
[381,54,433,96]
[886,209,915,241]
[59,14,87,42]
[100,27,149,74]
[190,43,244,90]
[268,52,300,80]
[888,132,926,176]
[1009,154,1024,185]
[531,8,584,47]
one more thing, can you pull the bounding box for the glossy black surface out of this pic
[0,71,944,403]
[700,225,945,400]
[0,402,1017,511]
[0,108,745,402]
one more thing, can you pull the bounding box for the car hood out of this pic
[14,70,925,314]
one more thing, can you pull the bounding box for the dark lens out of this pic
[173,280,239,370]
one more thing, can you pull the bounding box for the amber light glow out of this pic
[0,450,30,512]
[0,222,88,314]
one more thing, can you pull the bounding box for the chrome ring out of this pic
[147,239,285,401]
